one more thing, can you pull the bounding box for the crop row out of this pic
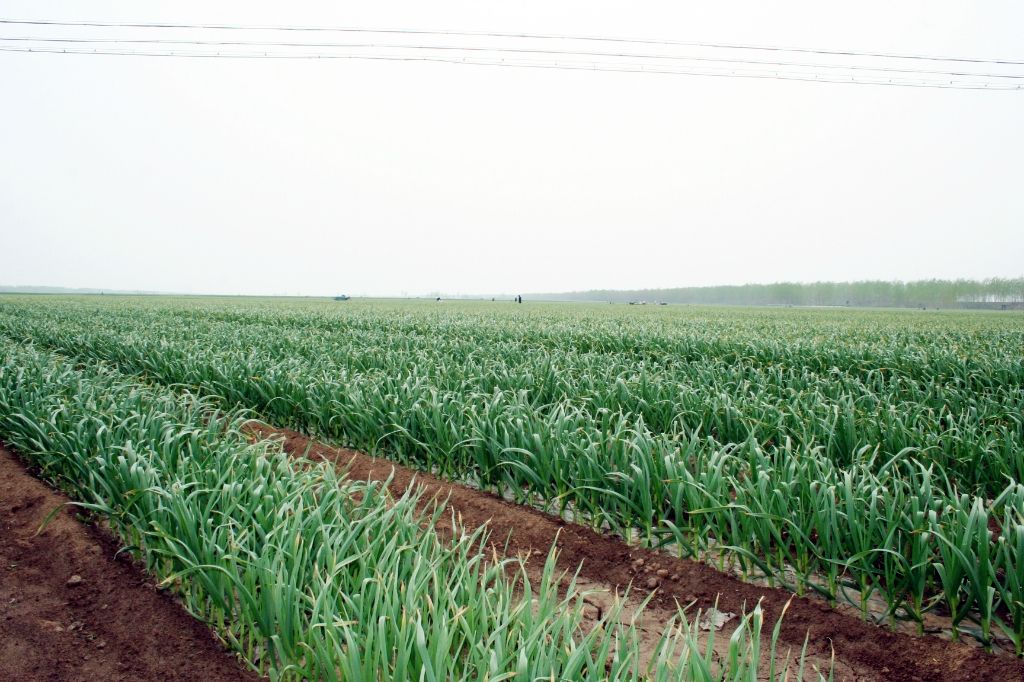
[0,297,1022,650]
[2,299,1019,494]
[0,338,814,680]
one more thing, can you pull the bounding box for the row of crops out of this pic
[0,338,798,680]
[0,296,1022,652]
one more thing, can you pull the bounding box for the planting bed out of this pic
[1,294,1022,679]
[257,423,1024,682]
[0,445,257,682]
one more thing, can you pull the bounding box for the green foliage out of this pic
[0,340,816,680]
[540,277,1024,308]
[0,294,1022,649]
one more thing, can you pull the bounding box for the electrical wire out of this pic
[3,35,1022,81]
[2,17,1022,66]
[2,45,1019,90]
[2,17,1020,90]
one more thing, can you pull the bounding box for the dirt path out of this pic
[253,424,1024,682]
[0,445,260,682]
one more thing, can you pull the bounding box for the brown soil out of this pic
[252,424,1024,682]
[0,445,260,682]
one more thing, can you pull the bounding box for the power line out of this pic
[3,35,1021,81]
[2,45,1018,90]
[2,17,1022,67]
[3,17,1020,90]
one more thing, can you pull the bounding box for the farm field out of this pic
[1,294,1022,680]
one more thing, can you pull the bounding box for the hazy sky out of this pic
[2,2,1022,296]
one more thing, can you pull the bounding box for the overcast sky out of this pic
[2,2,1022,296]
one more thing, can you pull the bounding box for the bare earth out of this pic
[251,424,1024,682]
[5,424,1024,682]
[0,445,259,682]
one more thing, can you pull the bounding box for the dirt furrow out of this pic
[254,424,1024,682]
[0,445,260,682]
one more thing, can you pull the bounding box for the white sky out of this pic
[2,1,1022,297]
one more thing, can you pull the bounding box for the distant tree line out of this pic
[536,278,1024,309]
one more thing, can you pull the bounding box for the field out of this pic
[1,295,1022,680]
